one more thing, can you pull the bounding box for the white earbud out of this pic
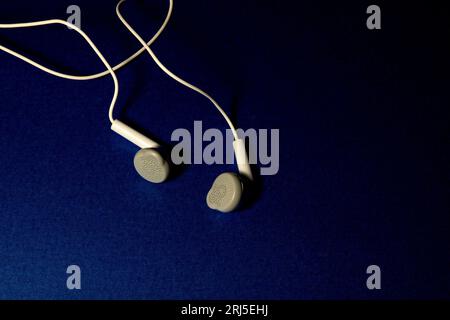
[206,139,253,212]
[111,120,170,183]
[207,173,243,213]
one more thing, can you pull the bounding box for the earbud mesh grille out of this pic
[208,184,227,208]
[134,149,169,183]
[206,173,243,213]
[139,156,165,181]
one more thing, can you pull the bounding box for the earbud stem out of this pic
[111,120,160,149]
[233,138,253,181]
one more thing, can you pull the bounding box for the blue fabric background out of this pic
[0,0,449,299]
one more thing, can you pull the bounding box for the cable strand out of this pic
[0,19,118,123]
[116,0,239,140]
[0,0,173,81]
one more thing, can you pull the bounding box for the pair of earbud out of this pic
[113,0,254,213]
[112,119,252,213]
[0,0,253,213]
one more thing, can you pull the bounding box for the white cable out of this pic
[0,0,238,137]
[116,0,239,140]
[0,19,119,123]
[0,0,174,81]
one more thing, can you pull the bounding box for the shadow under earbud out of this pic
[228,95,264,212]
[158,145,186,182]
[238,165,264,212]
